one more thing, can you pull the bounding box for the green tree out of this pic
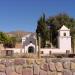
[36,14,49,48]
[47,13,75,47]
[36,13,75,48]
[4,36,16,48]
[0,32,16,48]
[47,13,75,32]
[0,32,7,43]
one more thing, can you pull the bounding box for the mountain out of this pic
[5,31,35,42]
[6,31,34,37]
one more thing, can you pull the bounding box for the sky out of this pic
[0,0,75,32]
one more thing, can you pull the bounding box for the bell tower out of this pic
[58,25,71,52]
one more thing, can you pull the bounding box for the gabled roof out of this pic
[22,33,36,46]
[59,25,70,31]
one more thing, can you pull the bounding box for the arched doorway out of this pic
[28,46,34,53]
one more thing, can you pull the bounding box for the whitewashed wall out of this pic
[58,37,71,50]
[40,48,71,55]
[5,48,21,53]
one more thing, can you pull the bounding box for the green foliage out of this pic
[36,14,49,47]
[0,32,16,48]
[47,13,75,34]
[0,32,7,43]
[4,36,16,48]
[36,13,75,48]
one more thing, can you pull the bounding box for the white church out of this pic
[1,25,71,56]
[21,25,71,55]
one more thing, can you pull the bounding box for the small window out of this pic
[64,33,66,36]
[40,51,43,54]
[6,50,13,56]
[30,41,32,43]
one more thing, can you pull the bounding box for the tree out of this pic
[0,32,7,44]
[47,13,75,32]
[47,13,75,47]
[36,14,49,48]
[4,36,16,48]
[36,13,75,48]
[0,32,16,48]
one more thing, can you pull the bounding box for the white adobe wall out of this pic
[5,48,21,53]
[40,48,71,55]
[58,37,71,51]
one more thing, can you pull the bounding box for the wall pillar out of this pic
[35,39,37,54]
[38,34,41,58]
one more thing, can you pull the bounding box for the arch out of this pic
[28,46,34,53]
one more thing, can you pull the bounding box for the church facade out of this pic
[21,25,71,55]
[22,33,38,53]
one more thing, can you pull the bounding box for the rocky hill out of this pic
[5,31,35,42]
[6,31,34,37]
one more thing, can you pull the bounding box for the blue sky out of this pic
[0,0,75,32]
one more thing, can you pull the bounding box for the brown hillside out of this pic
[6,31,34,37]
[5,31,35,43]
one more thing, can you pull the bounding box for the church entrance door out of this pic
[28,46,34,53]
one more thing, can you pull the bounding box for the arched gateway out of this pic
[22,33,37,54]
[28,46,34,53]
